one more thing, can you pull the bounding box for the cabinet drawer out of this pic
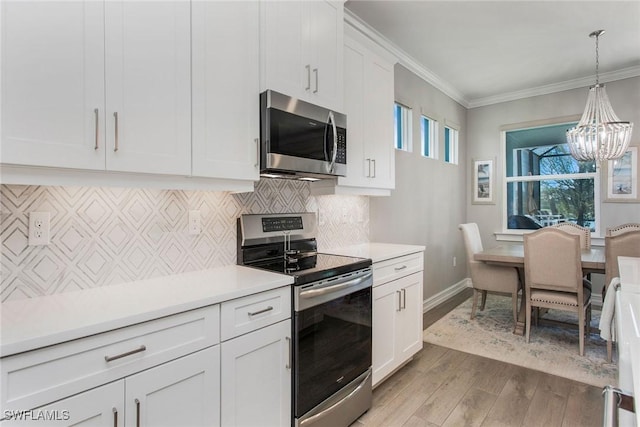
[373,252,423,287]
[1,305,219,414]
[221,287,291,341]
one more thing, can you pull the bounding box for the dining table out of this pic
[474,244,605,335]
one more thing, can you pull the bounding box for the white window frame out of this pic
[499,122,601,238]
[394,102,412,152]
[420,114,438,159]
[444,125,458,165]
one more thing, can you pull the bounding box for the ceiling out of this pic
[344,0,640,108]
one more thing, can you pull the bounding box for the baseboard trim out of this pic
[423,278,472,313]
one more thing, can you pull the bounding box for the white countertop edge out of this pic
[1,265,293,357]
[325,242,425,263]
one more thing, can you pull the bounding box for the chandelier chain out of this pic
[595,33,599,84]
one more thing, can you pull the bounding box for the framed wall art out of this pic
[472,159,494,204]
[604,146,638,202]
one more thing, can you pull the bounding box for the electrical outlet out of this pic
[29,212,50,246]
[188,210,201,235]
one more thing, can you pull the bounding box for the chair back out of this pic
[459,223,483,265]
[605,230,640,287]
[524,228,582,292]
[606,223,640,236]
[551,222,591,249]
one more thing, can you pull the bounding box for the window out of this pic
[421,115,438,159]
[505,122,599,232]
[394,103,412,151]
[444,126,458,164]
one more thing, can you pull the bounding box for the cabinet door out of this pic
[221,320,291,427]
[364,53,395,190]
[338,39,369,188]
[260,1,306,100]
[396,273,424,361]
[104,1,191,175]
[1,0,105,170]
[305,1,344,111]
[125,346,220,427]
[191,1,260,181]
[372,281,400,387]
[1,381,123,427]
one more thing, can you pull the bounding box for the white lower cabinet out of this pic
[220,287,292,427]
[1,346,220,427]
[372,257,423,387]
[220,320,291,427]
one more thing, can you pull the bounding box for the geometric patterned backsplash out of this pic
[0,180,369,302]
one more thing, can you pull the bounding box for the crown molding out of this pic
[467,65,640,108]
[343,9,640,110]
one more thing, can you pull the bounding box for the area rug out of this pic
[423,295,617,388]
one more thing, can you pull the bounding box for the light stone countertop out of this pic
[326,242,425,263]
[0,265,293,357]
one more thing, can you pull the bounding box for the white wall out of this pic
[370,65,469,301]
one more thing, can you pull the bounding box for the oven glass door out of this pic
[294,286,372,417]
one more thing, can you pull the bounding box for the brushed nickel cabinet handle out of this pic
[394,265,407,271]
[104,345,146,362]
[396,290,402,312]
[402,288,407,310]
[94,108,99,150]
[254,138,259,168]
[248,306,273,316]
[286,336,292,369]
[135,399,140,427]
[313,68,318,93]
[305,64,311,91]
[366,158,371,177]
[113,112,119,152]
[112,407,118,427]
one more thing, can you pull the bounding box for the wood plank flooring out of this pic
[355,289,604,427]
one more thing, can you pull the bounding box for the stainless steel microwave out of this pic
[260,90,347,179]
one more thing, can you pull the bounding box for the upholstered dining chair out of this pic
[524,228,592,356]
[551,222,591,249]
[606,223,640,237]
[459,223,521,323]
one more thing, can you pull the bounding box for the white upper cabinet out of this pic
[312,30,396,196]
[1,1,106,170]
[260,0,344,112]
[104,1,191,175]
[1,1,191,176]
[191,1,260,181]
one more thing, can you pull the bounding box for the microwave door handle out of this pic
[327,111,338,173]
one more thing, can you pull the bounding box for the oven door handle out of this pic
[299,272,373,299]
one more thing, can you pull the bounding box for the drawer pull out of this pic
[248,306,273,317]
[394,265,408,271]
[112,407,118,427]
[104,345,147,362]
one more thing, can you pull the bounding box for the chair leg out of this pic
[511,290,518,324]
[480,290,487,311]
[525,300,532,343]
[578,308,585,356]
[471,289,479,319]
[607,340,612,363]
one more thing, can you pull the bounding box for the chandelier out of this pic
[566,30,633,162]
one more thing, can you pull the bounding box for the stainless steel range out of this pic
[237,213,372,427]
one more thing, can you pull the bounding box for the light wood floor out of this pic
[355,290,604,427]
